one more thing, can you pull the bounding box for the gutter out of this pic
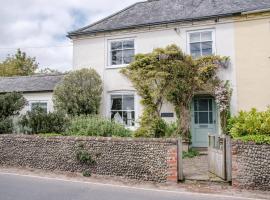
[241,8,270,15]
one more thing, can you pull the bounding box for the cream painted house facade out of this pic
[69,0,270,147]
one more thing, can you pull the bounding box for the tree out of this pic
[122,45,229,139]
[0,49,38,77]
[0,92,26,134]
[53,68,103,116]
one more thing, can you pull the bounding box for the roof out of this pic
[0,74,64,93]
[68,0,270,37]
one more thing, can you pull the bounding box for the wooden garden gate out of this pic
[208,134,232,181]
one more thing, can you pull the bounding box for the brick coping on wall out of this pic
[0,134,178,144]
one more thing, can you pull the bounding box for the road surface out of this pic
[0,173,254,200]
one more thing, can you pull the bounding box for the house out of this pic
[68,0,270,147]
[0,74,64,114]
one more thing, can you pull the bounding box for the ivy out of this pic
[121,45,231,139]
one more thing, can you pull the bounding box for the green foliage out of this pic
[228,108,270,144]
[53,68,103,116]
[0,118,13,134]
[66,115,132,137]
[134,119,177,138]
[0,92,26,134]
[122,44,228,139]
[0,92,26,119]
[82,170,92,177]
[76,149,95,165]
[0,49,38,77]
[19,107,70,134]
[182,149,199,159]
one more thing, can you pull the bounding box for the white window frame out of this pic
[187,29,216,57]
[29,101,48,113]
[107,91,136,127]
[107,38,136,68]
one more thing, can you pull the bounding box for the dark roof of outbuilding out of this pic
[68,0,270,37]
[0,74,64,93]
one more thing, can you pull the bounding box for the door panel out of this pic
[192,97,217,147]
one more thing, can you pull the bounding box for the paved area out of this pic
[183,155,224,182]
[0,172,263,200]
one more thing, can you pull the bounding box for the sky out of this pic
[0,0,140,72]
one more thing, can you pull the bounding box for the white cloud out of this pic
[0,0,140,72]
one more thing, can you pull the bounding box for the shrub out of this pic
[66,115,132,137]
[228,108,270,144]
[0,118,13,134]
[183,149,199,159]
[0,92,26,134]
[19,107,70,134]
[53,68,103,116]
[134,119,178,138]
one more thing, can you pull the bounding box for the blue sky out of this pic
[0,0,139,72]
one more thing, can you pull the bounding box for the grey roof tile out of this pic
[0,74,64,93]
[68,0,270,36]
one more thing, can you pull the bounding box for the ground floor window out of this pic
[30,101,48,113]
[110,94,135,126]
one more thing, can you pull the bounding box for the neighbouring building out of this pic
[65,0,269,147]
[0,74,64,114]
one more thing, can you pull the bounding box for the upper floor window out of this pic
[110,94,135,127]
[30,101,48,113]
[109,39,135,66]
[188,30,214,58]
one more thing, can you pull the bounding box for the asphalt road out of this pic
[0,173,252,200]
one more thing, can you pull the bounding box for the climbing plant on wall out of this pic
[122,44,231,139]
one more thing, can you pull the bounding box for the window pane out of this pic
[111,41,122,50]
[31,102,47,112]
[190,43,201,58]
[198,99,209,111]
[209,99,213,111]
[123,40,134,49]
[199,112,209,124]
[194,99,199,111]
[111,50,122,65]
[209,112,213,124]
[202,42,213,56]
[111,95,122,110]
[201,31,212,41]
[123,95,134,110]
[123,49,135,64]
[123,111,135,126]
[190,32,200,43]
[111,111,123,124]
[195,112,199,124]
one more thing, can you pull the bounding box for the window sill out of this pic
[106,64,129,69]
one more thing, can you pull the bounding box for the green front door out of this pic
[191,97,217,147]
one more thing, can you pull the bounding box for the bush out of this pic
[228,108,270,144]
[0,92,26,134]
[53,68,103,116]
[66,115,132,137]
[134,119,178,138]
[0,118,13,134]
[19,107,70,134]
[183,149,199,159]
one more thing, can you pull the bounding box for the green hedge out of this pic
[228,108,270,144]
[65,115,132,137]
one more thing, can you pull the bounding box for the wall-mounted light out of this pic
[174,27,181,35]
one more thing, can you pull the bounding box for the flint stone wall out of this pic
[0,135,179,183]
[232,140,270,191]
